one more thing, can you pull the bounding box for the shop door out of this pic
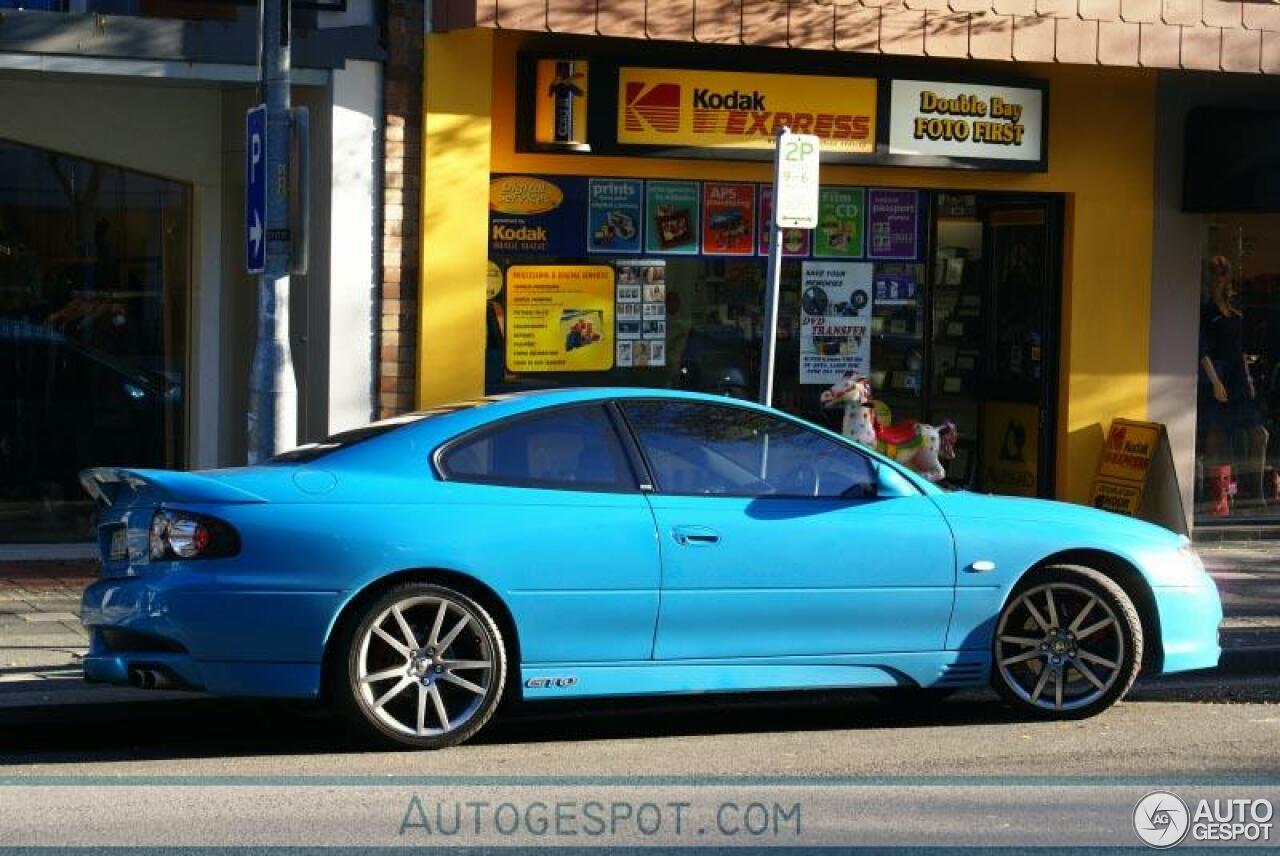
[979,202,1061,497]
[928,197,1061,498]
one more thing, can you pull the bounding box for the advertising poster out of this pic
[813,187,865,258]
[587,178,643,254]
[616,67,877,154]
[873,272,917,306]
[701,182,755,256]
[615,260,666,366]
[867,189,920,260]
[757,187,811,257]
[645,180,700,254]
[982,401,1040,497]
[488,175,588,257]
[799,261,873,384]
[505,265,615,373]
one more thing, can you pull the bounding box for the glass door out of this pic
[925,193,1061,498]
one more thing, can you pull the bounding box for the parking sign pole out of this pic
[248,0,297,463]
[759,126,789,408]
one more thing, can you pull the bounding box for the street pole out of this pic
[248,0,297,463]
[759,126,789,408]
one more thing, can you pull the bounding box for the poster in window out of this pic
[867,189,919,260]
[645,180,700,254]
[799,261,874,384]
[813,187,865,258]
[758,187,811,257]
[505,265,615,372]
[615,260,666,359]
[588,178,643,254]
[701,182,755,256]
[489,175,588,257]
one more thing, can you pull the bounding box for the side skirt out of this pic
[520,652,989,701]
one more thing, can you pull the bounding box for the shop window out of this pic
[483,180,1061,499]
[1194,221,1280,521]
[439,405,633,492]
[0,139,189,542]
[622,400,876,498]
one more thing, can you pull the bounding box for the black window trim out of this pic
[431,401,643,495]
[614,397,889,501]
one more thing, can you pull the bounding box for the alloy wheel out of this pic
[994,581,1127,712]
[355,594,496,738]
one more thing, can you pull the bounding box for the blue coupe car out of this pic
[80,388,1222,748]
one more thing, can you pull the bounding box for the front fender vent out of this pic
[936,659,987,687]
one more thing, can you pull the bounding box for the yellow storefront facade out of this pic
[417,27,1157,508]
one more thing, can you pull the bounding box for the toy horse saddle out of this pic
[876,419,922,449]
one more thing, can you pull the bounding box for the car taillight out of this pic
[148,510,239,561]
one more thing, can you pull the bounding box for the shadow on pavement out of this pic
[0,668,1273,763]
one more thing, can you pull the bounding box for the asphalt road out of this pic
[0,672,1277,848]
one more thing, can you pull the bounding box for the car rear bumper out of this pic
[81,572,342,698]
[1153,581,1223,674]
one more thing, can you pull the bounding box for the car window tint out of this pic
[441,405,633,491]
[622,401,876,498]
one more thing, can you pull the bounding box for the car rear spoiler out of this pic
[79,468,267,508]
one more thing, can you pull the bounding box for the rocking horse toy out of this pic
[820,373,958,483]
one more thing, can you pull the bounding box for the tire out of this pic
[991,565,1143,720]
[331,582,508,749]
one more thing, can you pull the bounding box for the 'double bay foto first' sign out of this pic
[888,80,1044,165]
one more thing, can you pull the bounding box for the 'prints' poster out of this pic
[588,178,643,254]
[701,182,755,256]
[799,261,873,384]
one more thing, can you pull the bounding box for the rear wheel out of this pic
[991,565,1143,719]
[333,582,507,749]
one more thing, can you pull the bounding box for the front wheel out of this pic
[991,565,1143,719]
[333,582,508,749]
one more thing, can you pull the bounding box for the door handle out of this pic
[672,525,721,546]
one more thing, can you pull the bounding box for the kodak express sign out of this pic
[617,67,877,154]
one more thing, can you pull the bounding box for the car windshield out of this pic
[269,400,495,464]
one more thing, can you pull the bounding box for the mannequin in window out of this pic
[1199,255,1269,509]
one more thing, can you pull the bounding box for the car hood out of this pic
[929,490,1183,548]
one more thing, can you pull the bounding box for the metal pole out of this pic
[758,125,789,408]
[248,0,297,462]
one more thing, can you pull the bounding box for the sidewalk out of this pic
[0,542,1275,709]
[0,560,188,707]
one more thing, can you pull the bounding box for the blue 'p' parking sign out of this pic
[245,104,267,274]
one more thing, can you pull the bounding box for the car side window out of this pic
[439,404,634,492]
[621,401,877,498]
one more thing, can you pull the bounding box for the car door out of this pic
[618,399,956,660]
[434,403,661,663]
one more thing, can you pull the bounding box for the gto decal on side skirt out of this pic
[525,677,579,689]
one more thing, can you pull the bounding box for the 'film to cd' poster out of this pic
[505,265,615,373]
[799,261,873,384]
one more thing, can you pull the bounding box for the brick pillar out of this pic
[379,0,423,419]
